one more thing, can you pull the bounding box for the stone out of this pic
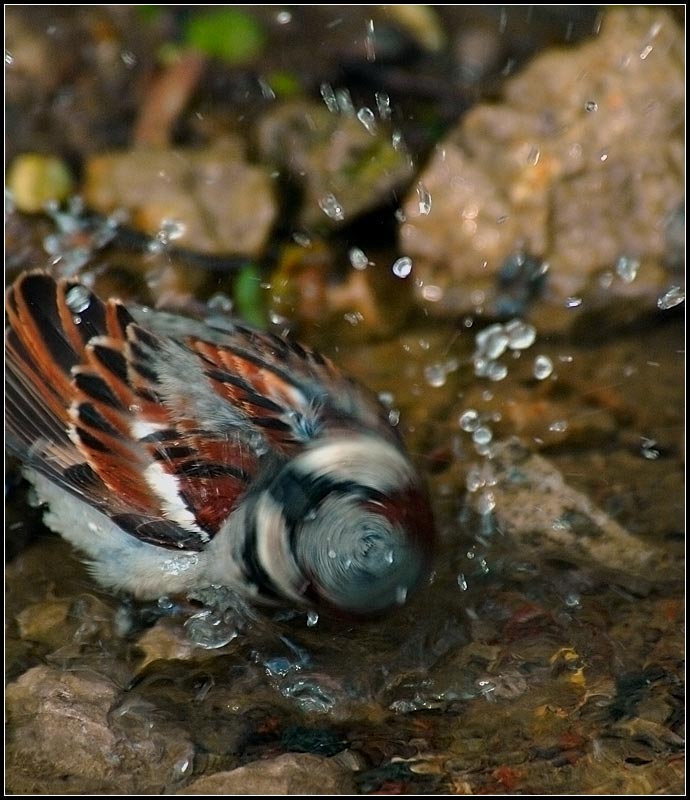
[400,8,684,327]
[180,752,356,795]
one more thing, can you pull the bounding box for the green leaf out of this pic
[233,263,267,328]
[266,70,302,98]
[185,9,265,65]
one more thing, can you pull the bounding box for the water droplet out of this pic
[306,610,319,627]
[533,355,553,380]
[424,363,447,388]
[657,285,684,310]
[504,319,536,350]
[392,256,412,278]
[564,592,581,608]
[207,292,233,314]
[640,437,660,460]
[327,549,337,559]
[384,549,394,564]
[487,361,508,382]
[153,218,185,249]
[396,585,408,605]
[173,757,192,776]
[365,18,376,62]
[343,311,363,326]
[276,10,292,24]
[584,100,598,112]
[120,49,137,68]
[477,490,496,515]
[258,77,276,100]
[549,420,568,432]
[473,356,489,378]
[615,255,640,283]
[416,183,432,216]
[459,409,480,432]
[65,284,92,314]
[527,145,540,165]
[184,609,238,649]
[388,409,400,426]
[348,246,370,270]
[565,296,583,308]
[457,573,468,590]
[263,656,292,677]
[375,91,391,119]
[292,231,311,247]
[319,83,339,113]
[421,284,443,302]
[5,50,14,66]
[466,464,484,493]
[318,193,344,221]
[472,426,493,446]
[357,106,377,135]
[335,87,355,116]
[476,324,509,359]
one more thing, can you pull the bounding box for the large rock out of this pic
[83,139,277,257]
[401,8,684,325]
[258,99,414,230]
[181,752,356,795]
[472,438,679,586]
[6,665,195,793]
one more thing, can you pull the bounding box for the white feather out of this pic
[143,462,210,540]
[131,419,169,439]
[295,435,414,492]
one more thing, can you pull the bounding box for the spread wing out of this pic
[5,272,390,550]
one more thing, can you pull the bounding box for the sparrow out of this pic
[5,271,435,617]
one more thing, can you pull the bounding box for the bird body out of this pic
[5,272,435,616]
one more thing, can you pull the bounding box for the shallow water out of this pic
[5,6,685,794]
[6,309,684,794]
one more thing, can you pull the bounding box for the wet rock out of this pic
[480,439,677,585]
[6,665,195,794]
[401,8,684,328]
[180,752,356,795]
[83,140,277,257]
[257,99,414,230]
[15,599,71,648]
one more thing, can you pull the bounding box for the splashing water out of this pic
[318,193,345,221]
[657,285,684,310]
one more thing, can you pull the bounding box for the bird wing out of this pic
[6,272,392,549]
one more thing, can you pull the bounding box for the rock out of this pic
[400,8,684,327]
[83,139,277,257]
[5,665,195,794]
[257,99,414,229]
[478,439,677,585]
[6,154,74,213]
[180,752,356,795]
[15,599,71,647]
[6,666,123,783]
